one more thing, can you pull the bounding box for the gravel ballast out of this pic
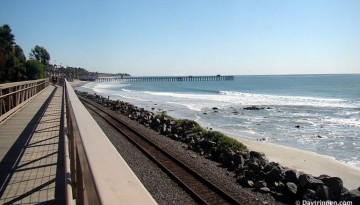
[85,101,284,205]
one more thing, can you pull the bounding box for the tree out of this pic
[14,45,26,63]
[29,45,50,65]
[0,24,16,82]
[25,60,45,80]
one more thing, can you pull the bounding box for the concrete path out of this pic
[0,84,65,204]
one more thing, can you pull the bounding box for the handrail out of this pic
[0,78,50,121]
[64,79,157,205]
[0,82,48,99]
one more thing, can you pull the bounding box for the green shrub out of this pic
[206,131,247,153]
[155,111,173,120]
[156,113,248,153]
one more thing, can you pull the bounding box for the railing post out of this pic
[0,79,50,121]
[0,89,2,115]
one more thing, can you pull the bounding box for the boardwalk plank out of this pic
[0,85,65,204]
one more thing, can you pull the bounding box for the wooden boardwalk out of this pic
[0,85,65,204]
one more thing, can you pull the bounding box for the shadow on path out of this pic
[0,86,65,204]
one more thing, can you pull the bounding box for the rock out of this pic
[244,106,263,110]
[249,161,260,173]
[245,170,255,179]
[301,189,316,200]
[295,125,300,128]
[298,174,324,190]
[315,185,331,200]
[237,176,254,188]
[247,180,255,188]
[250,151,266,160]
[219,148,235,167]
[199,139,216,152]
[259,187,271,193]
[255,171,266,181]
[171,134,179,140]
[270,181,285,193]
[285,182,297,197]
[284,169,299,184]
[244,180,254,188]
[265,167,282,183]
[233,152,245,167]
[320,176,343,199]
[344,188,360,204]
[263,163,273,172]
[255,181,267,190]
[212,107,218,110]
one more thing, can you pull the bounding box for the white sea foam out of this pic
[167,101,203,111]
[129,89,358,108]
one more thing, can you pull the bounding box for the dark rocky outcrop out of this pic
[243,106,264,110]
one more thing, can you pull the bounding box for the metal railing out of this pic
[64,79,157,205]
[0,79,50,122]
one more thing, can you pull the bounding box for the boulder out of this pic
[320,176,343,198]
[259,187,271,193]
[237,176,255,188]
[244,106,263,110]
[233,152,245,167]
[245,170,255,179]
[219,148,235,167]
[285,182,297,197]
[301,189,316,201]
[255,181,267,190]
[298,174,324,190]
[315,185,331,200]
[284,169,299,184]
[249,161,261,173]
[272,181,285,193]
[344,188,360,204]
[250,151,266,160]
[255,171,266,181]
[265,167,282,183]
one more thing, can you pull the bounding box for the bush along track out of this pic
[76,91,360,204]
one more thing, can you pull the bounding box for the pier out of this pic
[96,75,234,82]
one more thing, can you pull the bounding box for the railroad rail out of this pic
[78,96,243,205]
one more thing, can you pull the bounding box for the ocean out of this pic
[77,74,360,168]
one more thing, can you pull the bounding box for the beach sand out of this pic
[234,137,360,190]
[69,79,89,88]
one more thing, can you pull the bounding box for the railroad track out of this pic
[79,96,242,205]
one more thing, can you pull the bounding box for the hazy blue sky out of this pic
[1,0,359,76]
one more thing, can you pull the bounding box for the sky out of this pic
[1,0,359,76]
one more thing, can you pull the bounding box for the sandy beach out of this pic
[234,137,360,190]
[69,79,90,88]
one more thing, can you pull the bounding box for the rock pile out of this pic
[76,91,359,204]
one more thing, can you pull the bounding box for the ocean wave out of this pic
[218,91,358,108]
[120,89,358,108]
[167,101,203,111]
